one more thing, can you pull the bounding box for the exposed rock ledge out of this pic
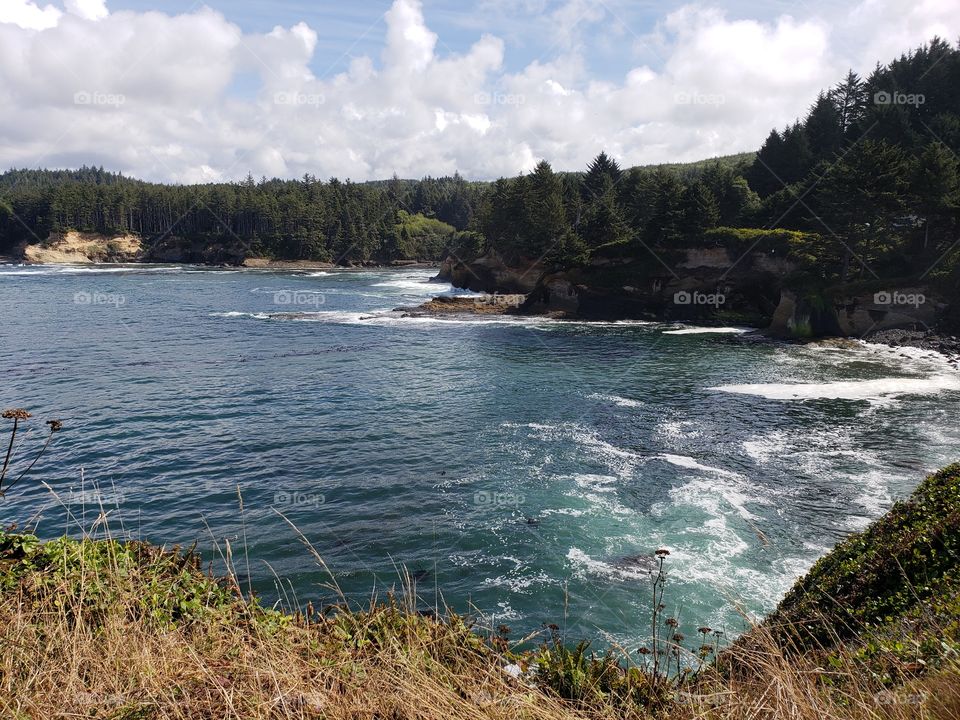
[396,295,524,318]
[19,231,143,264]
[438,248,959,340]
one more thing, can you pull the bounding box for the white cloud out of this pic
[64,0,108,21]
[0,0,956,183]
[0,0,62,30]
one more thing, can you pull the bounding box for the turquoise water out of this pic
[2,263,959,648]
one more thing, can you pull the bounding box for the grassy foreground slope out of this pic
[1,466,959,719]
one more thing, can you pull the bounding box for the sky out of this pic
[0,0,957,184]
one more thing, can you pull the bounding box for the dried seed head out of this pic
[655,548,670,558]
[2,409,31,420]
[46,419,63,432]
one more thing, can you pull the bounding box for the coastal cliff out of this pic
[14,231,248,265]
[18,231,143,264]
[437,239,954,339]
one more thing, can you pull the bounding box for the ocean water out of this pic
[1,263,959,648]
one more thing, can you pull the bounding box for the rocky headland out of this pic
[434,244,959,347]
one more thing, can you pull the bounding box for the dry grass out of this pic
[0,530,957,720]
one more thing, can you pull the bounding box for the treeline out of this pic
[464,37,960,290]
[0,169,485,263]
[1,38,959,284]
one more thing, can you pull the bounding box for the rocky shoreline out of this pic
[397,295,523,318]
[7,231,444,270]
[408,284,960,365]
[432,249,960,361]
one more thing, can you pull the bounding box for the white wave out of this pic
[793,339,958,377]
[372,277,443,292]
[541,507,587,518]
[587,393,643,408]
[562,473,634,516]
[209,311,271,320]
[573,473,618,494]
[655,419,702,442]
[481,569,552,593]
[712,375,960,401]
[663,326,751,335]
[0,264,183,276]
[668,477,763,523]
[742,433,786,465]
[510,422,646,477]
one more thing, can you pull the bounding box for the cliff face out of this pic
[522,248,787,324]
[140,235,247,265]
[436,249,544,294]
[439,248,950,336]
[16,232,253,265]
[767,286,945,338]
[20,231,143,264]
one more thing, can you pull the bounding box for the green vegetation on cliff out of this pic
[760,464,960,681]
[2,463,959,718]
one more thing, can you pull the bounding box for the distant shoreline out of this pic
[0,257,441,273]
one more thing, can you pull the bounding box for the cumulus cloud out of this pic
[0,0,62,30]
[0,0,957,183]
[64,0,108,21]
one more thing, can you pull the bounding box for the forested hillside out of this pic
[1,39,958,288]
[463,38,960,289]
[0,169,485,263]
